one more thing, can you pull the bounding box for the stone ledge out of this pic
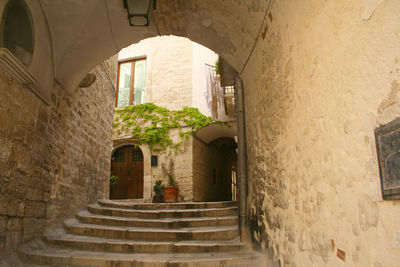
[0,48,36,86]
[0,48,49,105]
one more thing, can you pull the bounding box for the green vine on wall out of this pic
[113,103,224,153]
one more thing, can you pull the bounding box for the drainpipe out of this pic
[235,73,248,242]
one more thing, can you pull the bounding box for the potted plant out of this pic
[162,160,178,202]
[152,180,164,203]
[110,174,118,187]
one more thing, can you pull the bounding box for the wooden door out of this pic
[110,146,144,199]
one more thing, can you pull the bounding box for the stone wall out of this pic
[118,36,194,110]
[2,1,399,265]
[243,0,400,266]
[0,56,116,251]
[144,130,194,202]
[159,131,194,202]
[150,36,193,110]
[114,36,219,202]
[192,137,214,201]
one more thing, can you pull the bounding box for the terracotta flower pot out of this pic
[164,186,178,202]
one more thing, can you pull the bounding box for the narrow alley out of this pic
[1,0,400,266]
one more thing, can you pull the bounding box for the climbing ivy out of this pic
[113,103,225,153]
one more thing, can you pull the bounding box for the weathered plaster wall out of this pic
[0,56,116,251]
[243,0,400,266]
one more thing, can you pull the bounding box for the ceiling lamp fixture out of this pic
[123,0,156,26]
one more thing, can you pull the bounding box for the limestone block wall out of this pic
[118,36,194,110]
[151,131,194,202]
[150,37,193,110]
[0,56,116,251]
[192,137,214,201]
[242,1,400,266]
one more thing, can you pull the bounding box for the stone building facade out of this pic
[0,1,399,266]
[116,35,218,113]
[243,2,400,266]
[111,36,236,202]
[0,55,117,252]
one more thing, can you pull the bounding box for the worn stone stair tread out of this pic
[20,201,264,266]
[87,204,237,220]
[79,209,237,221]
[64,218,238,241]
[98,199,237,210]
[44,231,247,253]
[89,203,237,214]
[65,218,238,232]
[20,241,264,267]
[46,231,244,245]
[77,209,237,226]
[108,199,152,203]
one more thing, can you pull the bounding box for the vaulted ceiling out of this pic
[36,0,267,93]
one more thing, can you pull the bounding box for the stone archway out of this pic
[20,0,265,96]
[2,1,400,266]
[0,0,260,249]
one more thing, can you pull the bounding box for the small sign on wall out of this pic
[375,118,400,200]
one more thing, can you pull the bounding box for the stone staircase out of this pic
[18,200,266,266]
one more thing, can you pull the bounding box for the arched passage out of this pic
[193,122,238,202]
[193,137,237,202]
[26,0,266,95]
[2,1,400,266]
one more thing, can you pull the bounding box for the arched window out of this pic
[0,0,34,66]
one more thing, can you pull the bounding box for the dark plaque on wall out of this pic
[375,118,400,200]
[151,155,158,167]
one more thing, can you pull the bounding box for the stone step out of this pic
[44,230,247,253]
[19,201,266,266]
[76,210,238,228]
[87,204,237,219]
[64,218,239,241]
[108,198,152,203]
[98,199,237,210]
[19,240,265,267]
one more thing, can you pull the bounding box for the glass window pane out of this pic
[112,151,124,162]
[132,149,143,161]
[133,59,146,105]
[117,62,132,107]
[2,1,34,66]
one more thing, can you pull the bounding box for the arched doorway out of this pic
[110,146,144,199]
